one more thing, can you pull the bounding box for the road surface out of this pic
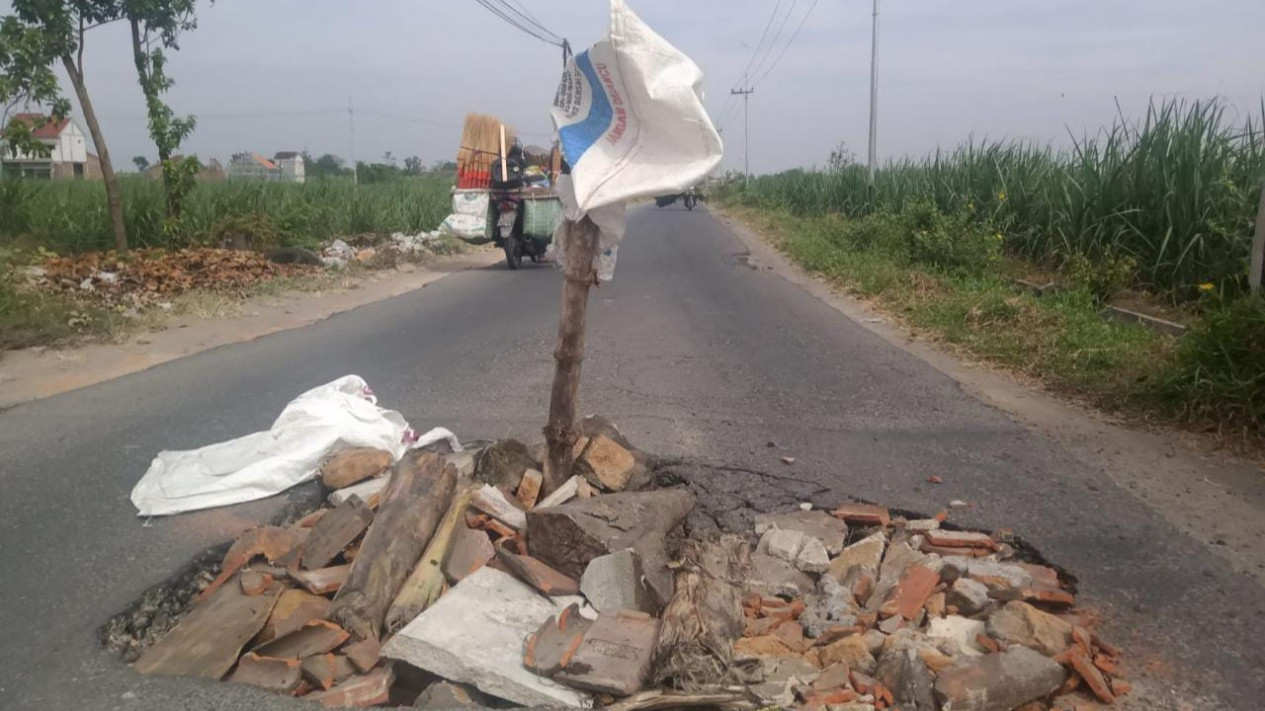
[1,206,1261,710]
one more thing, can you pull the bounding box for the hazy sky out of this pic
[8,0,1265,173]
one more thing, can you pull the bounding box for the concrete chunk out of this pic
[554,611,660,696]
[329,477,388,507]
[828,532,887,584]
[926,615,988,657]
[747,551,815,598]
[934,646,1066,711]
[986,601,1073,656]
[580,549,656,614]
[754,510,848,555]
[471,484,526,530]
[382,567,588,708]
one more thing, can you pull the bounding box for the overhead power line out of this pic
[736,0,785,89]
[472,0,564,47]
[747,0,800,83]
[753,0,821,87]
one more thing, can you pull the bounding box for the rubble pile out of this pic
[108,419,1129,711]
[32,248,319,309]
[320,232,446,270]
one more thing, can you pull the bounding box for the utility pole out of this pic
[731,78,755,187]
[349,96,358,186]
[1251,176,1265,293]
[867,0,880,186]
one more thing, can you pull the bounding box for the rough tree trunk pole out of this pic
[543,216,602,493]
[1250,176,1264,293]
[60,55,127,253]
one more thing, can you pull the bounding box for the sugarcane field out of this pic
[2,2,1264,711]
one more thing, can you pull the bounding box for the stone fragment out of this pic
[524,603,593,677]
[923,530,998,551]
[831,503,890,527]
[444,523,496,584]
[919,646,956,674]
[580,549,656,614]
[905,519,941,532]
[863,629,886,656]
[879,564,940,620]
[527,490,694,608]
[819,635,876,674]
[253,619,350,660]
[948,577,992,616]
[986,601,1073,657]
[925,591,946,618]
[257,589,331,644]
[926,616,988,657]
[574,435,637,491]
[471,484,527,530]
[227,653,302,692]
[321,448,393,490]
[754,510,848,555]
[537,475,583,508]
[135,580,283,679]
[343,637,381,674]
[759,528,808,561]
[800,576,859,638]
[943,557,1032,589]
[812,661,851,690]
[300,653,356,690]
[239,570,273,596]
[796,536,831,574]
[517,468,543,508]
[495,549,580,596]
[934,647,1066,711]
[473,439,535,491]
[302,496,374,570]
[328,476,389,507]
[772,620,809,652]
[290,565,350,596]
[748,551,816,598]
[382,566,588,707]
[876,646,936,711]
[733,635,800,658]
[555,611,661,696]
[414,680,497,709]
[306,666,394,707]
[829,532,887,583]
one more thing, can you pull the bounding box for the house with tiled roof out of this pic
[1,114,102,179]
[226,151,305,183]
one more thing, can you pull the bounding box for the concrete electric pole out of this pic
[731,81,755,186]
[867,0,880,186]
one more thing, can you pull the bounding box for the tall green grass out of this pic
[0,176,452,253]
[734,98,1264,299]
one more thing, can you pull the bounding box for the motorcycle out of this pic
[653,187,704,210]
[490,146,549,270]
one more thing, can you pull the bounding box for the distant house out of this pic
[225,151,305,183]
[272,152,306,183]
[1,114,102,179]
[143,156,225,182]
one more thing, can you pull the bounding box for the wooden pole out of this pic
[542,216,602,493]
[1250,178,1264,294]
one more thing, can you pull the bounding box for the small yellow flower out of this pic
[1198,282,1215,292]
[997,191,1007,201]
[994,233,1003,242]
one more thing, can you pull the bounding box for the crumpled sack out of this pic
[130,375,459,516]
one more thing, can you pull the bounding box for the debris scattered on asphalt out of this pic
[110,416,1128,710]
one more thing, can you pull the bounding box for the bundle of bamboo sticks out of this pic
[456,114,515,189]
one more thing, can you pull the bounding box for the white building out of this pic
[0,114,101,179]
[273,152,306,183]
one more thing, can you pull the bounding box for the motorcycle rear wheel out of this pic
[504,238,522,270]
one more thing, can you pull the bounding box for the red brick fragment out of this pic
[342,638,381,674]
[199,526,306,601]
[813,625,864,647]
[1019,563,1061,589]
[1023,588,1076,607]
[1054,670,1081,696]
[975,633,1001,653]
[802,688,858,707]
[239,571,274,596]
[296,510,327,528]
[923,541,993,558]
[831,502,891,527]
[927,475,943,484]
[227,653,302,692]
[1069,650,1115,704]
[1093,634,1122,657]
[306,666,394,707]
[1093,654,1122,677]
[1071,626,1093,655]
[879,564,940,620]
[1110,678,1133,697]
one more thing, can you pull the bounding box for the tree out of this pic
[381,150,395,166]
[403,155,422,175]
[124,0,203,227]
[308,153,345,179]
[2,2,128,251]
[0,16,71,160]
[132,154,148,171]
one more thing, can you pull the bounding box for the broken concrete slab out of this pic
[226,653,302,692]
[329,476,389,507]
[926,616,988,657]
[934,646,1066,711]
[443,523,495,583]
[555,611,661,696]
[382,566,588,708]
[414,680,497,709]
[537,475,582,509]
[580,549,656,614]
[876,646,936,711]
[257,589,332,644]
[747,551,816,598]
[306,665,395,707]
[517,468,543,508]
[300,653,356,690]
[986,601,1073,656]
[470,484,526,530]
[495,548,580,596]
[754,510,848,555]
[321,448,393,490]
[527,489,694,608]
[758,528,806,561]
[302,495,374,570]
[575,435,637,492]
[473,439,535,491]
[253,619,350,660]
[290,565,350,596]
[828,531,886,584]
[134,580,283,679]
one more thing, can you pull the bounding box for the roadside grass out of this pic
[0,281,123,351]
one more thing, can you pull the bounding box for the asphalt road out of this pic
[1,206,1261,710]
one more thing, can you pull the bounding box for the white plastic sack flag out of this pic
[130,375,459,516]
[551,0,723,212]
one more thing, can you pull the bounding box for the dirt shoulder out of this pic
[0,249,503,409]
[714,207,1265,589]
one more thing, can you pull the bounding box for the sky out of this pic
[6,0,1264,174]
